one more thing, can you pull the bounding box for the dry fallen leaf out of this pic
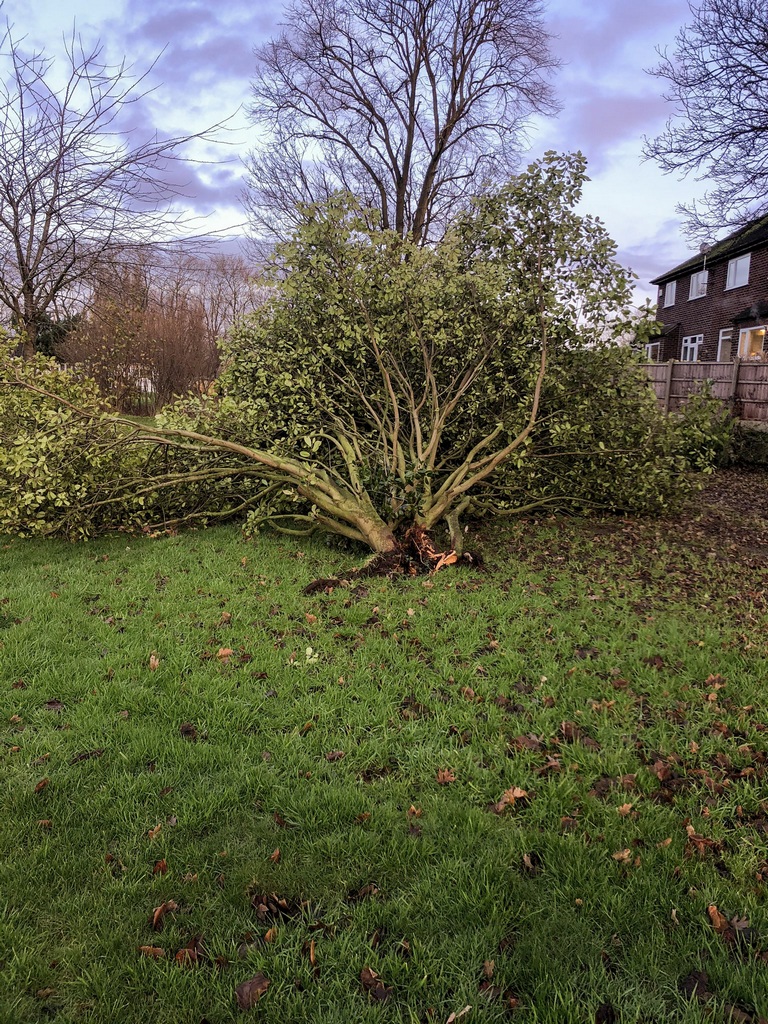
[217,647,234,664]
[446,1007,473,1023]
[304,613,317,625]
[522,852,542,875]
[34,778,49,794]
[235,972,271,1010]
[685,824,717,857]
[490,786,530,815]
[138,945,165,959]
[175,933,206,966]
[148,823,162,840]
[616,803,634,817]
[612,849,632,863]
[407,805,423,819]
[707,904,730,934]
[264,927,278,943]
[149,653,160,671]
[153,859,168,876]
[151,899,178,931]
[69,749,105,765]
[179,722,198,742]
[434,551,458,571]
[360,965,393,1002]
[269,848,281,864]
[436,768,456,785]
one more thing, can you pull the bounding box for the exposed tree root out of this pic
[302,526,482,594]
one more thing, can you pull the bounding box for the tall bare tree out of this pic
[645,0,768,238]
[245,0,559,243]
[0,25,224,357]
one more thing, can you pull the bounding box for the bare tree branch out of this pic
[644,0,768,238]
[245,0,559,242]
[0,22,232,355]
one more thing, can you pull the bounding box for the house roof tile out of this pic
[650,214,768,286]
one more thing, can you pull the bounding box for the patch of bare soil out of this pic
[304,525,482,592]
[677,468,768,561]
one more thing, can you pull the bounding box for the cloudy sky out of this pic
[3,0,708,303]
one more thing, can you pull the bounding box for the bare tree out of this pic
[645,0,768,238]
[61,248,265,410]
[194,253,270,342]
[0,24,225,357]
[245,0,559,243]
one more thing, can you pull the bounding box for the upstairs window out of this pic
[726,253,750,289]
[689,270,708,299]
[663,281,676,307]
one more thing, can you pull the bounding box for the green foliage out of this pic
[490,347,701,516]
[672,384,735,472]
[0,343,268,538]
[217,153,713,536]
[726,423,768,468]
[0,341,134,538]
[0,154,731,546]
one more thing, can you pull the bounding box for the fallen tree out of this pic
[0,154,727,565]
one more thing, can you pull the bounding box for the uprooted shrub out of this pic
[0,153,731,560]
[0,348,134,538]
[0,343,268,538]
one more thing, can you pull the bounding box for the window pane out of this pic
[664,281,676,306]
[681,335,703,361]
[739,326,767,358]
[726,254,750,289]
[689,271,707,298]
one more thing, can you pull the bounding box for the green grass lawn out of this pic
[2,470,768,1023]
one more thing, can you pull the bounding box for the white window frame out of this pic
[717,328,733,361]
[681,334,703,361]
[688,270,708,300]
[645,341,661,361]
[663,281,676,307]
[726,253,750,290]
[738,325,768,359]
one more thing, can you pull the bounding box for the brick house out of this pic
[649,216,768,363]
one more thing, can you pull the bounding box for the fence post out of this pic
[662,360,675,414]
[728,358,741,416]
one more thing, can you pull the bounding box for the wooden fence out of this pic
[641,361,768,423]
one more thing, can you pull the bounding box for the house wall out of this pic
[653,246,768,361]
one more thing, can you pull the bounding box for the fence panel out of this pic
[737,363,768,421]
[640,361,768,422]
[669,362,735,412]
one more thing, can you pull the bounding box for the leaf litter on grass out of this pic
[4,468,768,1022]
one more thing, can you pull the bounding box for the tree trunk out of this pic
[20,317,36,360]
